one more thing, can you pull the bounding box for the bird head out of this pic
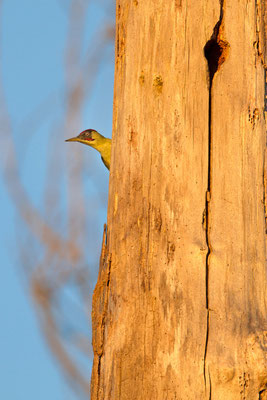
[65,129,104,149]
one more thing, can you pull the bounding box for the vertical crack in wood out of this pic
[259,387,267,399]
[208,368,212,400]
[263,147,267,234]
[264,68,267,234]
[254,0,267,69]
[259,0,267,235]
[203,1,229,396]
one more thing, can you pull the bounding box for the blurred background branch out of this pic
[0,0,114,398]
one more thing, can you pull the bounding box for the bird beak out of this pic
[65,136,79,142]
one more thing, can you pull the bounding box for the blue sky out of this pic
[0,1,114,398]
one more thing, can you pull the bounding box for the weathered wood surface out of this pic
[91,1,267,399]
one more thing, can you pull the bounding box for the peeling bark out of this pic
[91,225,112,399]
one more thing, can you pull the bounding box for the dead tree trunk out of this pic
[91,1,267,399]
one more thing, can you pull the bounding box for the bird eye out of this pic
[78,129,95,141]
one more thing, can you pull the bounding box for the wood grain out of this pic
[91,1,267,398]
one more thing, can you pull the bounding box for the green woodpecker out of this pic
[65,129,111,170]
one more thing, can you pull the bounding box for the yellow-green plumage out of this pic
[65,129,111,170]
